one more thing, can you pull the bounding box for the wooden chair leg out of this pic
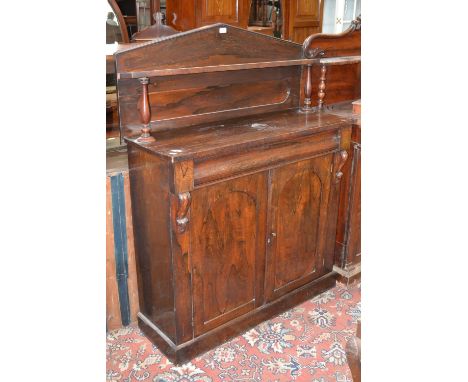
[346,320,361,382]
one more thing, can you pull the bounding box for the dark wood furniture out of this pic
[302,16,361,108]
[166,0,250,31]
[165,0,322,42]
[334,103,360,284]
[115,23,360,364]
[302,18,361,283]
[107,43,144,148]
[282,0,323,42]
[131,12,179,42]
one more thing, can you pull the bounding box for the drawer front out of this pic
[194,130,339,187]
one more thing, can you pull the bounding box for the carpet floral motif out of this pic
[106,283,360,382]
[243,322,295,354]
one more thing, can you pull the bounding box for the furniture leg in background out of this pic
[346,320,361,382]
[106,171,139,331]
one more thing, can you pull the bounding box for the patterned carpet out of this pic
[106,282,361,382]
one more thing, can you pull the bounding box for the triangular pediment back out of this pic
[115,24,303,74]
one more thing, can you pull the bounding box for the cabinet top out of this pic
[322,101,361,128]
[125,108,349,161]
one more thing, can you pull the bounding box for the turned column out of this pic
[136,77,156,143]
[302,64,313,112]
[318,64,327,110]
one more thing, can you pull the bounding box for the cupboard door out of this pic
[195,0,249,28]
[283,0,323,43]
[265,153,334,302]
[166,0,197,32]
[191,173,267,336]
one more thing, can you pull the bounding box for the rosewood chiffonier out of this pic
[114,22,361,364]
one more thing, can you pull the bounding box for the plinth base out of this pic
[138,272,337,365]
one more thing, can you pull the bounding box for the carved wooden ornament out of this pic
[176,192,191,232]
[136,77,156,143]
[335,150,348,183]
[318,64,327,110]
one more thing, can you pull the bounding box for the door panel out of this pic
[196,0,249,27]
[276,169,321,287]
[265,153,334,302]
[284,0,323,42]
[167,0,197,31]
[191,172,267,335]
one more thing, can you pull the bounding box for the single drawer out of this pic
[194,129,340,186]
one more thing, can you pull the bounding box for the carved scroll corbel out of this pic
[335,150,349,183]
[305,47,325,59]
[176,192,191,233]
[352,15,361,31]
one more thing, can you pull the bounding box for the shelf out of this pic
[117,56,361,79]
[117,58,320,79]
[319,56,361,66]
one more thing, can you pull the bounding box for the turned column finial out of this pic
[318,64,327,110]
[136,77,156,144]
[302,64,313,112]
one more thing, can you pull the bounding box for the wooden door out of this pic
[283,0,323,43]
[191,172,267,336]
[195,0,249,28]
[265,153,334,302]
[166,0,197,31]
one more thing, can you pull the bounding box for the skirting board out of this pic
[138,272,337,365]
